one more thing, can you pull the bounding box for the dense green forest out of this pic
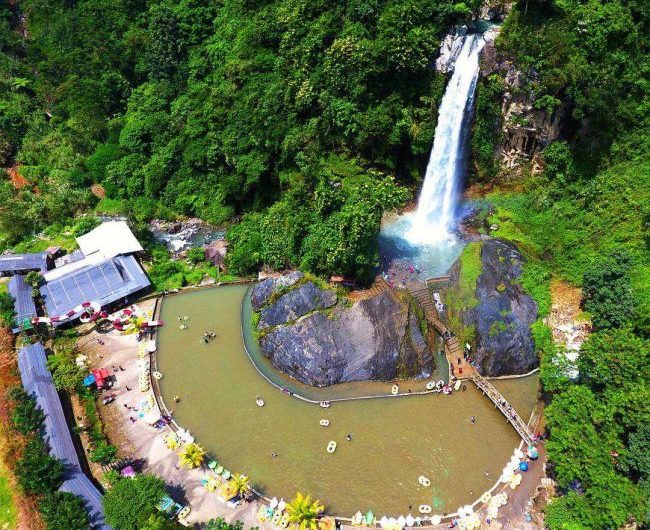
[0,0,481,281]
[1,0,648,528]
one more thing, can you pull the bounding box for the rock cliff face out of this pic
[464,239,538,376]
[435,27,469,73]
[479,40,565,174]
[252,275,433,387]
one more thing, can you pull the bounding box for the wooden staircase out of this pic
[365,276,392,298]
[406,282,464,367]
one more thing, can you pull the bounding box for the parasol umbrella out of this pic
[379,516,389,528]
[431,515,442,525]
[208,460,218,470]
[397,515,406,528]
[405,514,415,527]
[480,492,492,504]
[278,499,286,512]
[365,511,375,525]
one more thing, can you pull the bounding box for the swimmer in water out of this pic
[271,452,277,458]
[470,416,475,423]
[346,434,352,441]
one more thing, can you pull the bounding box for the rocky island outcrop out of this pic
[461,238,538,376]
[252,273,433,387]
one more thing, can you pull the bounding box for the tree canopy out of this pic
[103,474,168,530]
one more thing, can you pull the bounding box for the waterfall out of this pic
[407,34,485,245]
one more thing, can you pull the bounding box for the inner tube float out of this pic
[442,385,452,395]
[391,384,399,395]
[256,398,265,407]
[436,380,445,389]
[320,401,330,408]
[327,441,337,454]
[418,505,432,514]
[418,476,431,487]
[152,371,163,380]
[480,492,491,504]
[426,381,435,391]
[319,419,330,427]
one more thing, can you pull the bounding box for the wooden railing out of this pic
[470,372,535,445]
[405,282,535,445]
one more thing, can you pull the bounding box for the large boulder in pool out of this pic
[251,271,304,310]
[253,276,433,387]
[465,238,538,376]
[258,281,337,328]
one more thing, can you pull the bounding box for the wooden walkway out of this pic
[471,372,535,446]
[405,282,535,446]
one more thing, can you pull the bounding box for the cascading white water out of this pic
[406,34,485,245]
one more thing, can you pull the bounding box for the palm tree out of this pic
[178,443,205,469]
[230,473,250,497]
[286,492,325,530]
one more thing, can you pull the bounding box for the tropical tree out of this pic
[103,474,167,530]
[230,473,250,497]
[177,443,205,469]
[39,491,90,530]
[15,437,64,494]
[286,493,325,530]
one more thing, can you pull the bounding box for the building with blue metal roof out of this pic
[7,275,36,333]
[40,254,150,318]
[0,251,50,275]
[17,343,113,530]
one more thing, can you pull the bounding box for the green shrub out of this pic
[15,437,64,495]
[9,387,45,434]
[103,474,167,530]
[71,216,101,237]
[90,442,117,465]
[39,491,91,530]
[186,247,206,264]
[582,252,635,331]
[0,292,15,328]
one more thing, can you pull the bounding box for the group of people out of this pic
[383,262,422,289]
[203,330,216,343]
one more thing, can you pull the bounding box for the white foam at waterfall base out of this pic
[406,34,485,245]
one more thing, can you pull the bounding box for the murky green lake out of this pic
[157,285,538,517]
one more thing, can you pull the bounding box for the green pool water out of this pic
[156,285,538,517]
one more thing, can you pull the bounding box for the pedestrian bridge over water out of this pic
[405,281,536,446]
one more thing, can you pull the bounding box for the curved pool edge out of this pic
[240,284,456,404]
[146,286,544,524]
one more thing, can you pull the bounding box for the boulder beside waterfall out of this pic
[463,239,539,376]
[435,27,468,73]
[252,274,433,387]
